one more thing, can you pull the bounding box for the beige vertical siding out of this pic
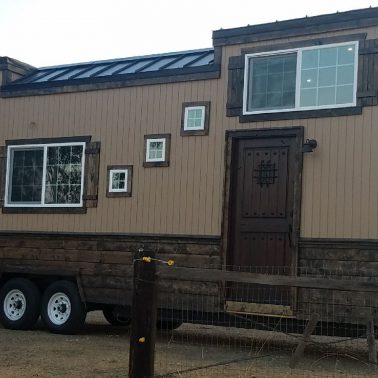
[1,27,378,238]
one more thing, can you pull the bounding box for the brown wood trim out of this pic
[180,101,210,136]
[1,68,221,98]
[241,33,367,55]
[238,106,362,122]
[299,237,378,248]
[5,135,91,146]
[83,141,101,208]
[2,207,87,214]
[0,230,221,242]
[143,134,171,168]
[359,47,378,54]
[226,126,304,139]
[357,91,377,98]
[106,165,133,198]
[212,7,377,46]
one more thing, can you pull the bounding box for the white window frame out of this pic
[145,138,166,163]
[183,106,206,131]
[242,41,359,115]
[4,142,86,208]
[109,169,128,193]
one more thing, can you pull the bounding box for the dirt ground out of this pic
[0,311,377,378]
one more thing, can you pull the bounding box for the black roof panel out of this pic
[11,48,215,87]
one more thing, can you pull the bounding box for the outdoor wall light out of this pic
[303,139,318,153]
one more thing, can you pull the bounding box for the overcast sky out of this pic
[1,0,378,67]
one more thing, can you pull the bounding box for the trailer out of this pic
[1,7,378,333]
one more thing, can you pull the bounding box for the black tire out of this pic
[0,278,41,330]
[157,319,183,331]
[103,308,131,326]
[41,280,86,334]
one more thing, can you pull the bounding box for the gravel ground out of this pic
[0,311,376,378]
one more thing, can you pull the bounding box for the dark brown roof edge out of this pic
[213,7,378,46]
[0,66,221,98]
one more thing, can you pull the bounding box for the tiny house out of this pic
[0,7,378,333]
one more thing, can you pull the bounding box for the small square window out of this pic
[185,107,205,130]
[143,134,171,167]
[146,139,165,162]
[110,170,128,192]
[106,165,132,197]
[181,102,210,136]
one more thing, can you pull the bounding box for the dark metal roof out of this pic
[11,48,214,86]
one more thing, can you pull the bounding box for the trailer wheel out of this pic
[103,307,131,326]
[0,278,41,330]
[41,280,86,334]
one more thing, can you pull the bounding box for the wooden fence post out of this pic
[367,315,377,367]
[289,313,319,369]
[129,249,157,378]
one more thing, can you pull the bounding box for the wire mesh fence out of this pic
[130,252,378,378]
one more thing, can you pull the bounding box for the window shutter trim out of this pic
[226,55,245,117]
[0,146,6,207]
[83,141,100,208]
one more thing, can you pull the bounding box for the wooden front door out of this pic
[226,128,303,314]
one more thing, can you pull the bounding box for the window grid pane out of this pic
[111,170,127,191]
[10,148,43,203]
[247,53,297,111]
[148,140,165,161]
[45,145,83,205]
[300,44,356,108]
[185,107,204,130]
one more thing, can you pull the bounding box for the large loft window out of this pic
[5,142,85,207]
[243,41,358,114]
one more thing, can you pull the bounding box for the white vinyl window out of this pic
[243,41,359,114]
[184,106,205,130]
[146,138,166,162]
[109,169,128,193]
[5,142,85,207]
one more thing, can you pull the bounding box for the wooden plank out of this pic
[289,314,319,369]
[0,145,7,206]
[157,292,221,312]
[297,288,378,307]
[238,106,363,123]
[226,56,244,116]
[84,287,132,305]
[97,239,220,255]
[300,247,378,262]
[83,141,101,208]
[367,316,377,365]
[299,260,378,276]
[157,266,378,292]
[296,302,378,323]
[81,274,219,296]
[225,301,293,316]
[0,248,135,265]
[0,258,134,276]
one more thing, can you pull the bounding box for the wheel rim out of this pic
[47,292,71,325]
[3,289,26,321]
